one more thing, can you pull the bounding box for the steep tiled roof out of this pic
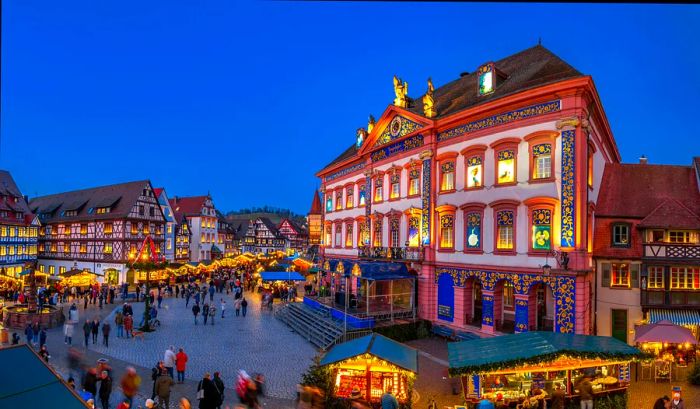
[596,163,700,218]
[29,180,151,223]
[320,45,583,173]
[639,199,700,230]
[168,196,208,217]
[0,170,35,225]
[309,190,322,215]
[258,217,280,235]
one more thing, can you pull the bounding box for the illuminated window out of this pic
[503,282,514,307]
[335,225,342,247]
[17,246,23,255]
[326,196,333,212]
[374,178,383,203]
[345,223,353,247]
[0,246,5,256]
[358,222,368,247]
[496,210,514,250]
[466,156,483,189]
[59,266,66,274]
[465,211,482,251]
[104,243,113,254]
[648,266,664,289]
[358,185,366,207]
[611,263,630,287]
[143,224,150,234]
[336,191,343,210]
[324,225,332,246]
[478,63,495,96]
[497,150,516,185]
[0,227,6,237]
[346,187,354,209]
[79,244,87,254]
[166,239,172,250]
[532,144,552,180]
[201,233,205,243]
[612,224,630,247]
[440,162,455,191]
[80,224,88,235]
[9,227,15,237]
[390,174,400,200]
[531,209,552,251]
[373,218,383,247]
[131,224,138,235]
[104,223,113,235]
[439,215,454,249]
[201,219,206,228]
[670,267,700,290]
[669,231,694,244]
[49,265,55,275]
[63,244,69,254]
[167,225,172,234]
[408,169,420,196]
[50,243,57,252]
[408,216,420,247]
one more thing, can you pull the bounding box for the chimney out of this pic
[639,155,648,165]
[459,71,470,77]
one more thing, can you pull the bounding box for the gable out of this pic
[373,114,424,148]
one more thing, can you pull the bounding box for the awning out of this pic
[353,261,413,281]
[448,331,644,377]
[648,308,700,326]
[635,320,698,344]
[259,271,305,281]
[320,333,418,372]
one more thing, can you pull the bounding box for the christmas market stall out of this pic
[60,268,101,289]
[320,333,417,405]
[448,332,645,408]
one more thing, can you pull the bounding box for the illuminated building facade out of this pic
[278,218,309,254]
[30,180,166,284]
[169,195,218,262]
[307,190,323,246]
[0,171,39,282]
[317,45,621,335]
[154,188,176,262]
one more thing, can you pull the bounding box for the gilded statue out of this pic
[393,75,408,108]
[356,128,367,148]
[367,115,376,134]
[423,77,437,118]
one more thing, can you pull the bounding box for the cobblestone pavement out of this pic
[31,291,313,408]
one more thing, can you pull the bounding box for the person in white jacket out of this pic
[163,346,177,379]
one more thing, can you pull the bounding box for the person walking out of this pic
[550,383,566,409]
[124,314,134,338]
[157,292,163,309]
[114,310,124,338]
[208,305,216,326]
[192,303,201,325]
[175,348,188,384]
[24,323,33,346]
[64,321,75,345]
[241,298,248,317]
[576,375,594,409]
[83,367,98,399]
[380,388,398,409]
[234,298,242,317]
[208,285,215,302]
[151,361,166,400]
[197,373,220,409]
[83,320,91,348]
[164,346,177,379]
[185,289,191,307]
[155,368,175,409]
[220,299,226,318]
[212,372,225,409]
[32,321,40,345]
[91,319,100,344]
[102,322,111,348]
[120,367,140,408]
[98,370,112,409]
[203,303,210,325]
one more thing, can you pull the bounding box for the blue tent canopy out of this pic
[320,333,418,372]
[0,345,89,409]
[259,271,306,281]
[354,261,412,281]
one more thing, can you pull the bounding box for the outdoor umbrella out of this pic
[634,320,698,344]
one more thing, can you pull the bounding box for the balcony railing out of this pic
[358,246,424,262]
[644,243,700,260]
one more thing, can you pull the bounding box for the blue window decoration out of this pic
[326,196,332,212]
[532,209,552,250]
[466,212,481,249]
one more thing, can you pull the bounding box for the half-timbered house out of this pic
[0,171,39,283]
[278,218,309,254]
[154,188,176,262]
[168,195,219,262]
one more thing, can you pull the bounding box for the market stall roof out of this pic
[320,333,417,372]
[0,345,89,409]
[448,331,644,376]
[648,308,700,327]
[259,271,305,281]
[635,320,698,344]
[61,269,102,278]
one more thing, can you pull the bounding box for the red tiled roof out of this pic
[596,163,700,218]
[168,196,208,217]
[593,218,643,259]
[309,190,322,215]
[639,199,700,229]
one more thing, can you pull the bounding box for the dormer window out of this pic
[478,63,495,96]
[96,207,111,214]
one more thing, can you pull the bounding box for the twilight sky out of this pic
[1,2,699,214]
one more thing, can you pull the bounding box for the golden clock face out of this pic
[390,116,402,136]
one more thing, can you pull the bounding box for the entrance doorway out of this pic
[611,309,628,344]
[528,283,554,331]
[472,281,483,325]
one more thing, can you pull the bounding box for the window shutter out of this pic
[631,264,640,288]
[601,263,611,287]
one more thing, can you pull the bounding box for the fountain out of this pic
[2,264,63,329]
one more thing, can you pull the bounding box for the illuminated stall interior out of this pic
[60,268,101,288]
[320,333,417,403]
[448,332,644,405]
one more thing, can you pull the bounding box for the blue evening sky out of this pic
[1,2,699,214]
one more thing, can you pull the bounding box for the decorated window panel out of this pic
[358,222,369,247]
[503,281,514,307]
[465,212,482,250]
[373,218,383,247]
[345,223,354,247]
[390,218,401,247]
[496,210,514,250]
[466,156,483,188]
[440,214,454,249]
[335,191,343,210]
[408,169,421,196]
[478,63,495,96]
[497,150,516,184]
[374,178,384,202]
[440,162,455,191]
[611,263,630,287]
[532,143,552,180]
[346,187,354,208]
[408,216,420,247]
[324,225,332,246]
[531,208,552,251]
[358,184,367,207]
[326,195,333,213]
[390,173,401,199]
[670,267,700,290]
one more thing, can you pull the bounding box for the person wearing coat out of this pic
[197,373,220,409]
[155,369,175,409]
[124,314,134,338]
[83,320,92,348]
[98,370,112,409]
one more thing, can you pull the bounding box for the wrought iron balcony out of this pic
[358,246,423,262]
[643,243,700,260]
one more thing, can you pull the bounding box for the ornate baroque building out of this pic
[316,45,620,335]
[30,180,166,284]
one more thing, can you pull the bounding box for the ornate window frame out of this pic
[334,223,343,248]
[356,216,368,247]
[404,207,422,248]
[490,138,520,188]
[524,197,558,255]
[437,151,458,194]
[524,131,557,183]
[335,188,344,211]
[355,178,367,208]
[373,172,385,204]
[404,160,422,198]
[344,219,354,248]
[460,202,486,254]
[324,221,332,247]
[344,183,355,209]
[371,212,384,247]
[388,166,403,201]
[436,204,457,252]
[461,145,487,191]
[490,199,520,255]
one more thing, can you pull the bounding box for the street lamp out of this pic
[541,249,570,275]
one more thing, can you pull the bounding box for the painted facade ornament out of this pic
[423,77,437,118]
[393,75,409,108]
[555,117,580,130]
[420,151,432,245]
[560,129,576,248]
[374,115,423,147]
[356,128,367,149]
[367,115,376,134]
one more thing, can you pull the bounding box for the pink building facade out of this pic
[316,46,620,336]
